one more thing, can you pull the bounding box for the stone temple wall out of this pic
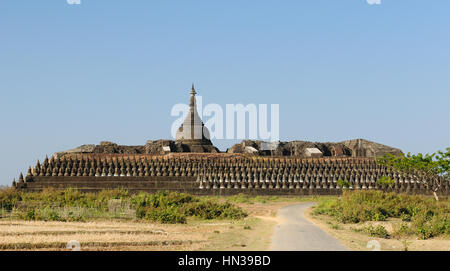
[14,155,448,196]
[226,139,404,158]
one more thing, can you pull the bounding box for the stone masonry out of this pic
[14,154,448,196]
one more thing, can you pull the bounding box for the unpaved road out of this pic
[270,203,348,251]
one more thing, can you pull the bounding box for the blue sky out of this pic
[0,0,449,185]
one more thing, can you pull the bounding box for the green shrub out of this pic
[131,191,196,209]
[45,208,62,221]
[413,211,449,239]
[313,198,339,215]
[21,209,37,221]
[1,189,247,224]
[315,190,449,239]
[392,223,414,238]
[337,179,350,189]
[183,200,247,220]
[331,224,340,230]
[0,188,22,211]
[363,225,390,239]
[138,206,187,224]
[377,176,395,188]
[133,191,247,223]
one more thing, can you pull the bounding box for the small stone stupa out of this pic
[175,84,218,153]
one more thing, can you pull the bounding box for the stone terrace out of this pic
[14,154,448,196]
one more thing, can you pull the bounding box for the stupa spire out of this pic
[175,83,213,145]
[189,83,197,108]
[190,83,196,95]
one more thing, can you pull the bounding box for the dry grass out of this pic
[0,200,300,251]
[0,220,207,250]
[306,207,450,251]
[202,201,297,251]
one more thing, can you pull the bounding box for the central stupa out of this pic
[175,84,218,152]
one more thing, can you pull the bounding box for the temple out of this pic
[174,84,218,153]
[11,85,448,196]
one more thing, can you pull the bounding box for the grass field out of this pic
[308,191,450,251]
[0,200,303,251]
[0,188,317,251]
[307,209,450,251]
[1,188,448,251]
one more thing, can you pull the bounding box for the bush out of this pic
[20,209,37,221]
[16,206,88,222]
[392,223,414,239]
[337,179,350,189]
[183,200,247,220]
[313,198,339,215]
[315,190,449,239]
[137,206,187,224]
[377,176,395,188]
[413,211,449,239]
[134,192,247,222]
[0,188,22,211]
[43,208,62,221]
[0,189,247,224]
[363,225,390,239]
[131,191,195,209]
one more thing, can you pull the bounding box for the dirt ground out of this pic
[4,197,446,251]
[0,202,293,251]
[306,207,450,251]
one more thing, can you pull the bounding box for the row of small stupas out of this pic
[14,85,446,195]
[13,154,447,194]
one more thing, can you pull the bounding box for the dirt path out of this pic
[269,203,348,251]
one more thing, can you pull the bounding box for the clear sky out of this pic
[0,0,449,185]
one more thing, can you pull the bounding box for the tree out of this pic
[337,179,350,189]
[376,176,395,189]
[377,148,449,201]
